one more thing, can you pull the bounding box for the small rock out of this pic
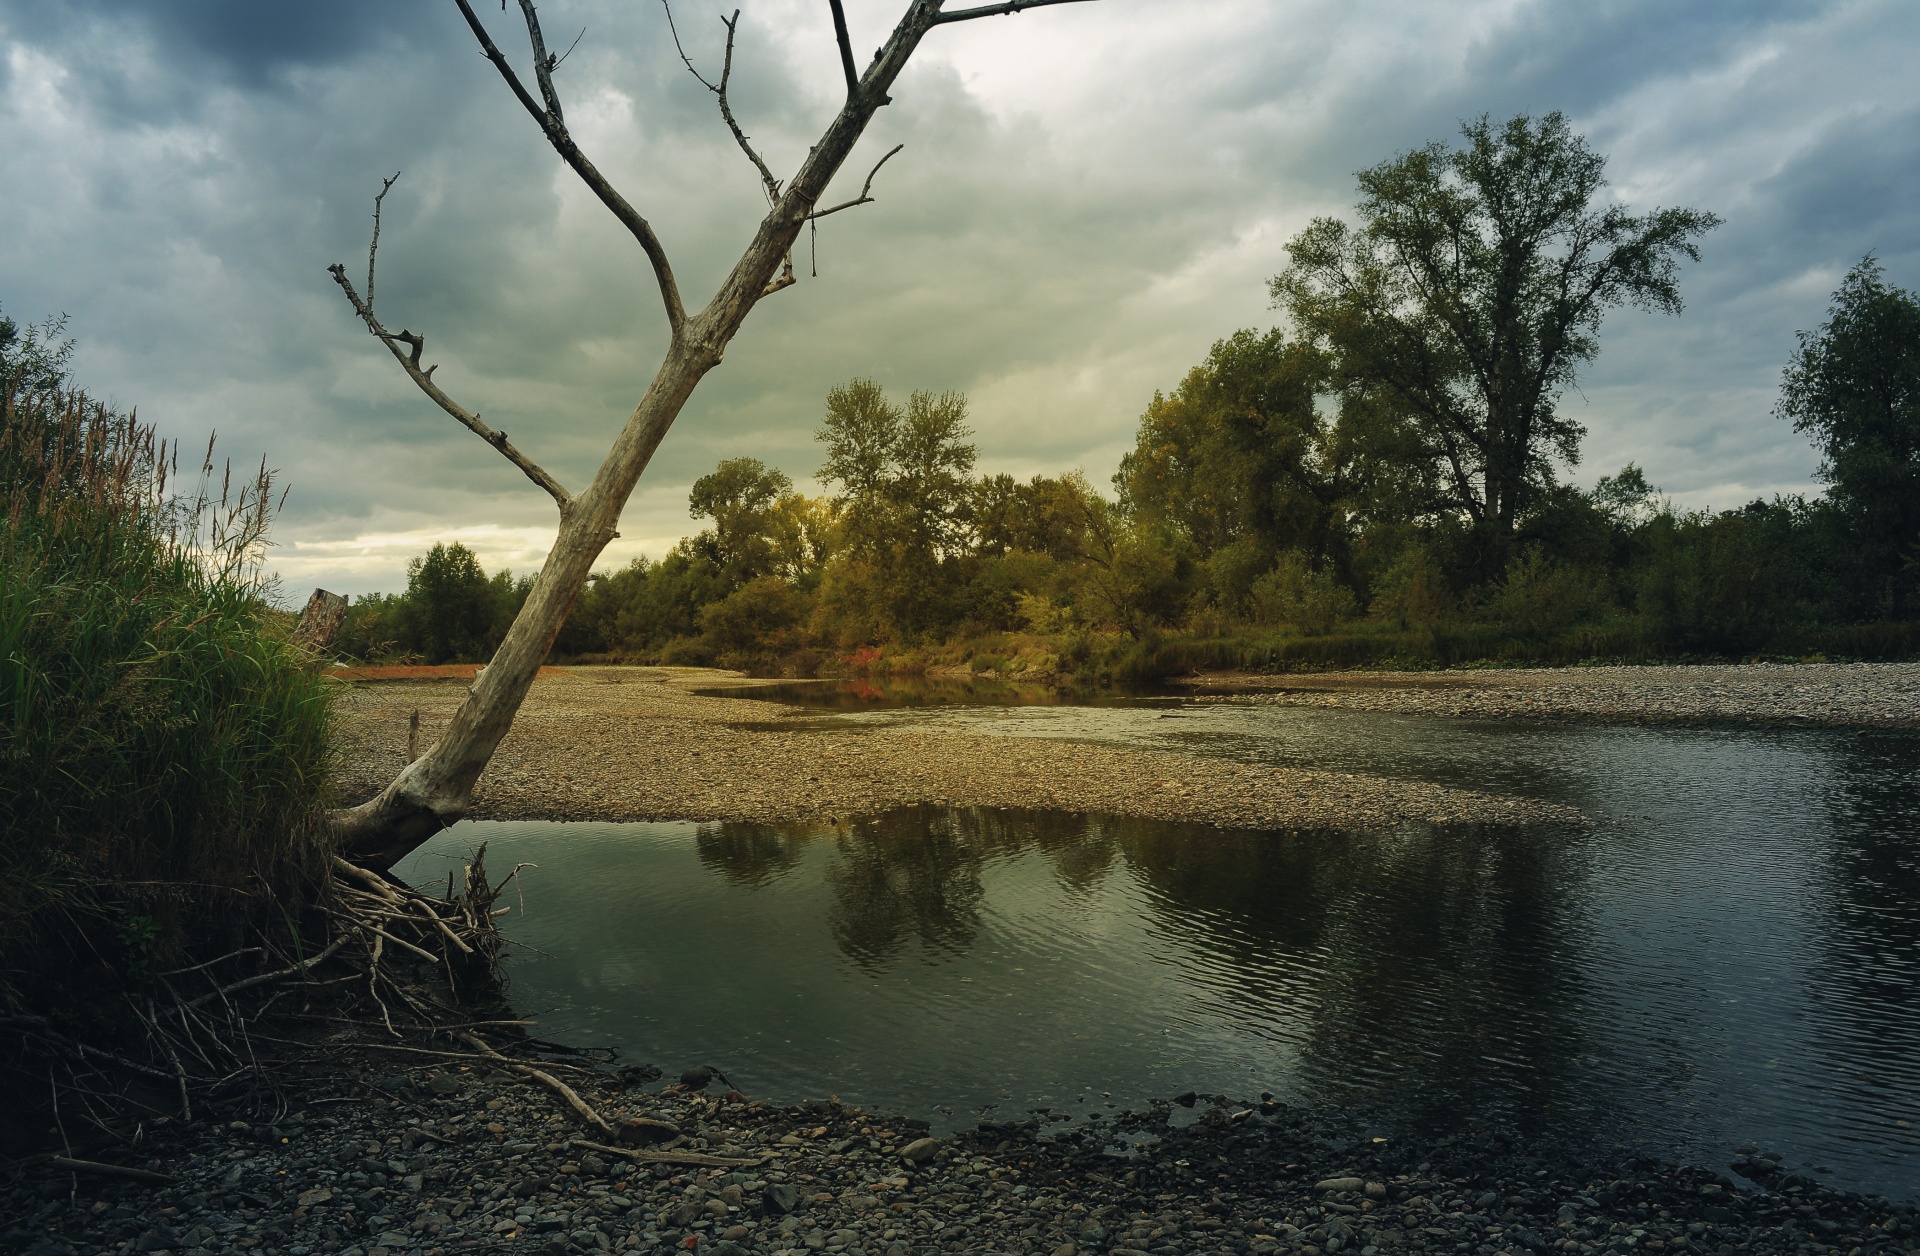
[1364,1181,1387,1199]
[427,1073,462,1096]
[763,1182,801,1214]
[296,1187,333,1208]
[899,1137,941,1164]
[1173,1091,1198,1108]
[1316,1177,1365,1193]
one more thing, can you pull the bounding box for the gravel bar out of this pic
[7,1059,1911,1256]
[332,668,1576,832]
[1184,663,1920,727]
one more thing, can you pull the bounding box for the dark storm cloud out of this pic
[3,0,1917,589]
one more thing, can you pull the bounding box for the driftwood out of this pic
[462,1031,616,1139]
[46,1155,175,1185]
[569,1137,770,1169]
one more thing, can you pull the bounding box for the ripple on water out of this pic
[399,717,1920,1201]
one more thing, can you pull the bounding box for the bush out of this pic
[1249,552,1358,634]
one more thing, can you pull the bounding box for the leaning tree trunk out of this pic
[331,0,1094,869]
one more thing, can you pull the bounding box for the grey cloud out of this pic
[3,0,1917,592]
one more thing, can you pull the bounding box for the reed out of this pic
[0,375,335,991]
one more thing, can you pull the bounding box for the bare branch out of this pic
[807,143,904,220]
[451,0,687,333]
[327,257,572,509]
[934,0,1099,22]
[827,0,861,99]
[366,171,401,310]
[661,3,782,203]
[551,26,586,72]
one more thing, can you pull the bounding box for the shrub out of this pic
[1249,552,1358,635]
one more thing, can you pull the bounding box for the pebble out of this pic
[1192,662,1920,727]
[6,1059,1914,1256]
[332,667,1579,835]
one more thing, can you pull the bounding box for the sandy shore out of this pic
[333,668,1572,831]
[1187,662,1920,727]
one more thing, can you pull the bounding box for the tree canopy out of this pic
[1777,257,1920,615]
[1272,112,1719,574]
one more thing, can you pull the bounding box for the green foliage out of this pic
[1249,552,1358,635]
[0,376,333,983]
[1777,257,1920,616]
[335,542,529,664]
[1273,111,1718,574]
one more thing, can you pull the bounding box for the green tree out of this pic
[403,542,496,663]
[688,457,794,589]
[1272,112,1718,577]
[1116,328,1428,603]
[1777,257,1920,615]
[816,379,977,637]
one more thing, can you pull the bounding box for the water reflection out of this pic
[399,720,1920,1202]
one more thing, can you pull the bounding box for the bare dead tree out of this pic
[328,0,1101,867]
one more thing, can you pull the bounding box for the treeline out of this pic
[340,115,1920,677]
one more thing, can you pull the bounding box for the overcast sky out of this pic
[3,0,1917,596]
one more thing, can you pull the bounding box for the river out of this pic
[396,682,1920,1201]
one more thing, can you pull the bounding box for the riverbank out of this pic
[1185,662,1920,727]
[332,668,1573,832]
[8,1032,1912,1256]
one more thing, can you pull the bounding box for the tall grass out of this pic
[0,378,335,991]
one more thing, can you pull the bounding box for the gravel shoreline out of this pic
[1183,663,1920,728]
[9,1049,1913,1256]
[332,669,1576,832]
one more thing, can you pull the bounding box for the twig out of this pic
[462,1032,615,1138]
[660,2,781,202]
[162,947,265,978]
[569,1137,768,1168]
[46,1156,174,1185]
[326,262,573,509]
[450,0,686,332]
[933,0,1099,23]
[366,171,401,311]
[182,935,350,1010]
[807,144,904,220]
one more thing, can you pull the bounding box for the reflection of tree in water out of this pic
[817,807,1121,969]
[695,823,809,887]
[1120,818,1603,1134]
[1809,731,1920,1129]
[824,808,988,969]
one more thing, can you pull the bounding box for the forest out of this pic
[336,119,1920,682]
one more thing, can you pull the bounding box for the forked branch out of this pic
[808,143,905,220]
[662,2,783,203]
[328,193,571,510]
[451,0,687,333]
[935,0,1100,21]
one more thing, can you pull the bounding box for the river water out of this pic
[397,683,1920,1201]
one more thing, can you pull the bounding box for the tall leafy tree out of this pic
[688,456,794,588]
[1777,257,1920,614]
[1272,112,1718,576]
[816,379,976,637]
[1115,329,1425,595]
[403,542,496,664]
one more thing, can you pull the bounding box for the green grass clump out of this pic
[0,380,335,992]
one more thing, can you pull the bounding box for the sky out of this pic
[2,0,1917,597]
